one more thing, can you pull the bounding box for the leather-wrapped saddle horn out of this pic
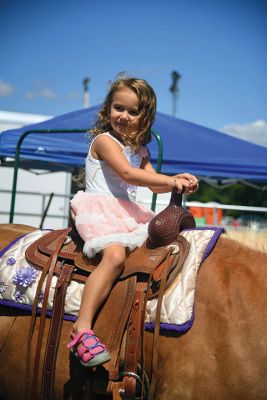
[147,189,196,248]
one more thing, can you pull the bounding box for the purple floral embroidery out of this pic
[12,266,38,287]
[7,257,16,266]
[0,281,8,294]
[14,290,25,303]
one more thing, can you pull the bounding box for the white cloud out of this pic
[0,79,14,96]
[25,85,58,100]
[221,120,267,148]
[40,88,57,99]
[25,83,79,101]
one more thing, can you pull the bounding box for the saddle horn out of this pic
[147,189,196,248]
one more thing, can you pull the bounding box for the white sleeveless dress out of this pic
[70,132,155,257]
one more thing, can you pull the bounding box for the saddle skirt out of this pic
[0,227,223,332]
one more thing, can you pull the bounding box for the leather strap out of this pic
[149,236,190,399]
[26,229,71,400]
[149,256,170,399]
[110,237,189,399]
[148,235,189,299]
[41,261,75,400]
[111,382,125,399]
[123,282,146,398]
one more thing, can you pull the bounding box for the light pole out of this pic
[82,77,90,108]
[169,71,181,116]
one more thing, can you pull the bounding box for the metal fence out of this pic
[1,189,267,230]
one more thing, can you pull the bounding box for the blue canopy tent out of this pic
[1,105,267,179]
[1,105,267,222]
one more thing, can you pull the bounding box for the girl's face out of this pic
[109,87,141,138]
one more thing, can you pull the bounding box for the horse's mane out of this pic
[224,228,267,253]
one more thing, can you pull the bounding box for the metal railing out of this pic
[1,189,70,228]
[1,189,267,229]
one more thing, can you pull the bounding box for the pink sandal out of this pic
[67,330,111,367]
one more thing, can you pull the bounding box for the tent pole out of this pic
[151,130,163,212]
[9,129,88,223]
[9,130,32,223]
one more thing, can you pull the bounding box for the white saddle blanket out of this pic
[0,228,223,332]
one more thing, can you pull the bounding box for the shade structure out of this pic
[1,105,267,181]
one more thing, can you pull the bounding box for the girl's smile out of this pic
[109,87,140,138]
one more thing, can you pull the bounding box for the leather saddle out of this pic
[26,225,188,293]
[25,189,196,399]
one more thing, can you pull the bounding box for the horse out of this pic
[0,223,267,400]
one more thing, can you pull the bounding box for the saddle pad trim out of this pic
[0,298,76,321]
[145,312,194,333]
[0,300,194,334]
[0,298,195,332]
[184,226,224,263]
[0,230,52,258]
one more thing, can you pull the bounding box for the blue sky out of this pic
[1,0,266,132]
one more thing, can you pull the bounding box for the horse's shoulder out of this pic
[200,233,264,275]
[224,229,267,254]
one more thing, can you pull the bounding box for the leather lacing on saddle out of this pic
[25,190,195,400]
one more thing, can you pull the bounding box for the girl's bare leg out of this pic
[73,244,126,334]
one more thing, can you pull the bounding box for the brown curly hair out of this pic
[73,74,157,188]
[90,74,157,149]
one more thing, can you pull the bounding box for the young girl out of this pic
[67,75,199,367]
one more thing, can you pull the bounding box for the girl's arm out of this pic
[92,135,198,194]
[139,158,172,193]
[140,158,199,194]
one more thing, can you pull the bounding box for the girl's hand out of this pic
[171,173,199,194]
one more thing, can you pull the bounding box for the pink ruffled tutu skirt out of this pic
[70,191,155,257]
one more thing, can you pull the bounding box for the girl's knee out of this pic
[102,247,125,272]
[110,250,125,269]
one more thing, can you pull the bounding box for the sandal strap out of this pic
[67,330,110,366]
[67,330,89,348]
[67,330,106,352]
[83,333,106,352]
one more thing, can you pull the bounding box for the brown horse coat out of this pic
[0,224,267,400]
